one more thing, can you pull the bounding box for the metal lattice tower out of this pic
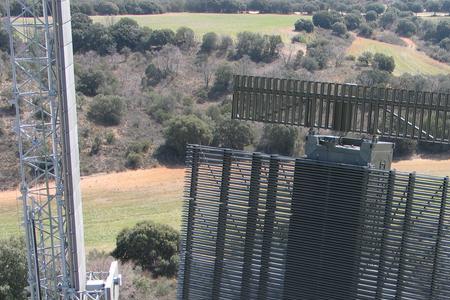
[6,0,86,298]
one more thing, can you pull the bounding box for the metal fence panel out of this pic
[232,75,450,144]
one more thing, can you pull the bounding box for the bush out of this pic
[373,53,396,73]
[94,1,120,15]
[144,29,175,50]
[306,39,332,69]
[0,22,9,52]
[201,32,219,53]
[396,19,417,37]
[209,64,233,97]
[332,22,348,36]
[312,10,343,29]
[235,32,282,63]
[143,63,166,87]
[357,51,373,66]
[110,17,143,51]
[365,2,385,14]
[291,34,307,44]
[126,152,144,169]
[301,56,319,71]
[174,27,196,50]
[365,10,378,22]
[163,115,213,159]
[127,141,151,155]
[105,131,116,144]
[359,23,374,37]
[112,221,179,277]
[76,66,117,96]
[219,35,233,51]
[440,37,450,50]
[213,119,254,149]
[0,236,27,300]
[294,19,314,33]
[344,13,362,31]
[90,135,102,155]
[257,125,298,156]
[88,95,124,126]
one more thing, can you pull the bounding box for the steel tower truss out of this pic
[5,0,89,299]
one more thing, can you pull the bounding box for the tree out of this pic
[373,53,396,73]
[365,10,378,22]
[143,63,166,87]
[425,0,442,15]
[145,29,175,50]
[312,10,343,29]
[396,19,417,37]
[71,13,93,53]
[365,2,385,14]
[0,237,27,300]
[76,67,117,96]
[344,13,362,30]
[357,69,391,87]
[0,22,9,52]
[94,1,120,15]
[359,23,374,37]
[379,10,398,29]
[303,3,319,15]
[235,32,283,62]
[214,119,254,149]
[443,0,450,15]
[257,125,298,156]
[88,95,124,126]
[201,32,219,53]
[86,23,116,55]
[175,27,196,50]
[435,20,450,41]
[294,19,314,33]
[164,115,213,158]
[409,2,424,14]
[110,17,143,51]
[210,63,234,97]
[440,37,450,50]
[112,221,179,277]
[358,51,373,66]
[332,22,348,36]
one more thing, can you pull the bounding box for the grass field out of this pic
[92,12,307,41]
[1,159,450,251]
[347,37,450,76]
[0,167,185,251]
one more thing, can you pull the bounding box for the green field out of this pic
[348,37,450,76]
[0,168,184,251]
[92,12,307,41]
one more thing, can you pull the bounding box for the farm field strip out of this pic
[92,12,308,42]
[347,36,450,76]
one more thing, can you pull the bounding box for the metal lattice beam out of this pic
[6,0,86,298]
[232,75,450,143]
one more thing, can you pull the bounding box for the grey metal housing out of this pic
[178,144,450,300]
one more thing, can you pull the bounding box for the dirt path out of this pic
[2,159,450,206]
[400,37,416,50]
[0,167,185,206]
